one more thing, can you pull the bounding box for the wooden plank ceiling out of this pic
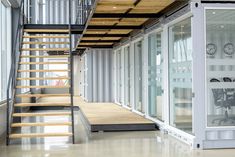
[77,0,175,49]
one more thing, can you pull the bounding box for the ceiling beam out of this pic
[92,13,163,18]
[80,40,119,43]
[83,34,129,37]
[77,45,113,48]
[24,24,85,34]
[87,25,142,29]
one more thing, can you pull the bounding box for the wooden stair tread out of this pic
[23,35,69,38]
[13,112,71,117]
[9,133,72,138]
[21,48,69,51]
[20,55,70,58]
[16,85,70,88]
[19,62,70,64]
[16,94,70,97]
[11,122,72,127]
[15,102,71,107]
[23,41,70,44]
[17,77,70,80]
[24,29,69,33]
[18,69,70,72]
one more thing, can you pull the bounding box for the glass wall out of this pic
[115,49,122,103]
[168,18,193,133]
[124,46,131,107]
[206,9,235,127]
[0,2,11,101]
[44,58,69,86]
[148,31,163,120]
[134,40,143,112]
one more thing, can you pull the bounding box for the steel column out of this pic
[69,0,75,144]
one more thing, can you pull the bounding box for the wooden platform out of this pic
[37,97,156,132]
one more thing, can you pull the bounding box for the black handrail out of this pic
[6,0,25,145]
[6,0,95,145]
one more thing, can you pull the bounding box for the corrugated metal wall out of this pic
[82,49,113,102]
[29,0,87,49]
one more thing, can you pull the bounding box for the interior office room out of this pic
[3,0,235,156]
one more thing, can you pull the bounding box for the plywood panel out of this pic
[36,97,154,125]
[108,29,132,34]
[82,37,103,40]
[89,18,119,25]
[84,29,131,36]
[80,42,114,46]
[78,0,175,48]
[118,18,148,25]
[85,30,109,34]
[96,5,130,13]
[98,0,134,6]
[137,0,174,7]
[102,37,122,40]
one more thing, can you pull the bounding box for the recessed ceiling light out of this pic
[113,6,117,9]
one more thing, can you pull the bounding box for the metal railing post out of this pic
[69,0,75,144]
[6,0,25,145]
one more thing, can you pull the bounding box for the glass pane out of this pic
[168,18,193,133]
[134,40,143,112]
[116,50,121,103]
[1,3,10,100]
[118,50,122,103]
[44,58,69,86]
[206,9,235,127]
[124,46,131,107]
[148,32,163,120]
[116,51,119,101]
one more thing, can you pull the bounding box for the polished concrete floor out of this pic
[1,110,235,157]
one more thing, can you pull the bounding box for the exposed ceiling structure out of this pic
[76,0,188,50]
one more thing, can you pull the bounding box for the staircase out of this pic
[7,28,75,144]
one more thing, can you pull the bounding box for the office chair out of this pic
[210,78,235,125]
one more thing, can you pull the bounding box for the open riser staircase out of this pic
[7,28,75,144]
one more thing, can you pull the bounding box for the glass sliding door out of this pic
[134,40,143,112]
[0,3,11,101]
[124,46,131,107]
[148,31,163,120]
[116,49,122,103]
[118,50,122,103]
[116,50,119,102]
[168,18,193,133]
[206,9,235,127]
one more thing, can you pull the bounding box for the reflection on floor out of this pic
[1,110,235,157]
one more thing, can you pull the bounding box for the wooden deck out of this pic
[37,97,156,132]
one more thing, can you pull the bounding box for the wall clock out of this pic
[206,43,217,56]
[224,43,235,56]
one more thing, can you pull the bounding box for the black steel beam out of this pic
[83,34,129,37]
[74,48,86,52]
[93,13,163,18]
[24,24,85,29]
[201,1,235,3]
[24,24,85,34]
[87,25,142,29]
[80,40,119,43]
